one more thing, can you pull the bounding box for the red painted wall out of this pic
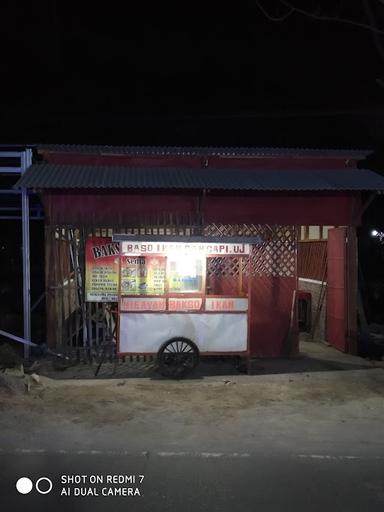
[248,276,298,357]
[205,192,361,226]
[42,190,361,226]
[326,227,347,352]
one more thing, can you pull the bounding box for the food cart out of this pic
[113,235,261,378]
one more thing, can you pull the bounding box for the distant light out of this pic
[371,229,384,242]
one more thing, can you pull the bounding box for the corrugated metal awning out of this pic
[14,163,384,191]
[37,144,373,159]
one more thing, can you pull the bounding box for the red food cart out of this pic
[113,234,261,378]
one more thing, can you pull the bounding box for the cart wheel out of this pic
[157,337,199,379]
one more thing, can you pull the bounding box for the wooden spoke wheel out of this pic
[157,337,199,379]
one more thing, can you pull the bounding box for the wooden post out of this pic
[56,227,65,350]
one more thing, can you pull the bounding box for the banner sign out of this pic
[120,297,166,311]
[168,298,203,311]
[122,241,250,256]
[120,256,166,295]
[85,237,120,302]
[205,297,248,311]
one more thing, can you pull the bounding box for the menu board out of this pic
[85,237,120,302]
[120,256,166,295]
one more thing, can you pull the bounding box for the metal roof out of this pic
[15,164,384,191]
[37,144,372,159]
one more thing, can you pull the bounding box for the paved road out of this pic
[1,451,384,512]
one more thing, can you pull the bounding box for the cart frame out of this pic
[113,235,261,375]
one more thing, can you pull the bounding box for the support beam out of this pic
[21,149,32,359]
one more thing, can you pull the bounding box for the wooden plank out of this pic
[70,229,81,348]
[80,227,88,354]
[298,240,327,280]
[45,225,57,348]
[65,227,73,349]
[57,228,66,350]
[326,227,348,352]
[346,227,358,355]
[87,227,94,352]
[102,302,106,346]
[310,251,327,340]
[239,256,243,295]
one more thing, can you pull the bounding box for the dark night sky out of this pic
[3,1,384,328]
[3,1,384,146]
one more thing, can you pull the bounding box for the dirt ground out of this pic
[1,366,384,426]
[1,362,384,457]
[0,338,383,456]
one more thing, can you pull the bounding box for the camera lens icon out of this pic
[36,477,53,494]
[16,477,33,495]
[16,476,53,495]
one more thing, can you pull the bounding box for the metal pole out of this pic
[21,149,32,359]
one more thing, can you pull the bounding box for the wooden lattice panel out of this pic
[205,224,297,277]
[204,223,265,238]
[206,256,243,295]
[207,256,241,277]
